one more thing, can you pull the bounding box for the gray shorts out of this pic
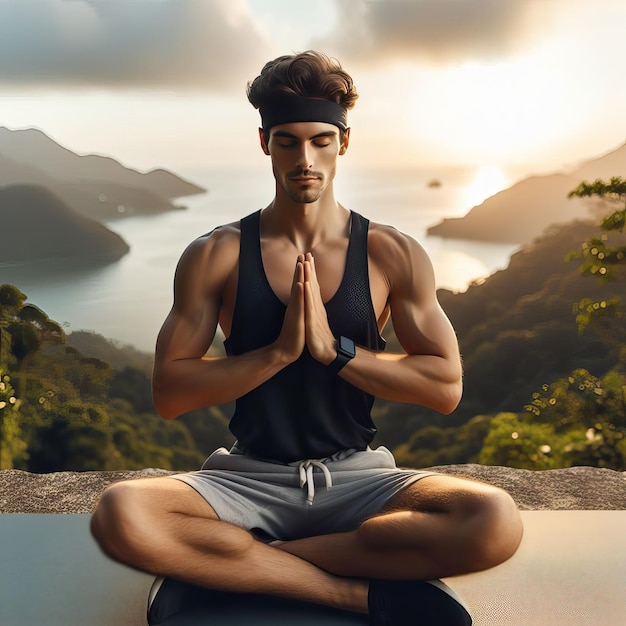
[172,445,436,541]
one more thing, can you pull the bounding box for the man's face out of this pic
[261,121,350,204]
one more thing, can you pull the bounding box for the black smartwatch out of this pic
[328,336,356,374]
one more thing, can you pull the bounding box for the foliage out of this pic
[474,177,626,472]
[479,369,626,470]
[567,176,626,331]
[394,415,492,468]
[379,185,626,470]
[373,218,626,447]
[0,371,26,469]
[0,284,233,472]
[478,412,566,470]
[567,176,626,213]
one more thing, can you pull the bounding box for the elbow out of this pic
[151,379,180,421]
[153,394,179,421]
[435,379,463,415]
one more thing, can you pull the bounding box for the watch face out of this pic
[338,336,356,357]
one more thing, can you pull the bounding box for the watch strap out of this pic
[328,336,355,375]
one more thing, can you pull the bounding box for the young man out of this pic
[91,51,523,625]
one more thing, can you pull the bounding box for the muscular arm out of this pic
[305,227,462,414]
[344,227,462,413]
[152,227,305,420]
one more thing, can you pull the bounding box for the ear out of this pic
[258,128,270,155]
[339,127,351,155]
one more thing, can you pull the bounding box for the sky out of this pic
[2,0,626,193]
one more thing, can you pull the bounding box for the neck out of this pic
[262,186,350,251]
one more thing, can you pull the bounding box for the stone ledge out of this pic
[1,464,625,514]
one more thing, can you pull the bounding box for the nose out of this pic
[295,144,313,171]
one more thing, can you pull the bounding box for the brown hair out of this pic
[247,51,358,134]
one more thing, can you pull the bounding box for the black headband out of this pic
[260,95,348,132]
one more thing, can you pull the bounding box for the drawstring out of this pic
[232,443,355,506]
[297,459,333,505]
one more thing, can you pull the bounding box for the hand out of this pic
[303,253,337,365]
[273,255,306,364]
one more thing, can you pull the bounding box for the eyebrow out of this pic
[271,130,337,140]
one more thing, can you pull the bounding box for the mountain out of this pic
[0,185,129,263]
[0,126,206,219]
[427,142,626,244]
[0,152,56,187]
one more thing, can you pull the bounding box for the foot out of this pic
[147,576,222,625]
[147,577,185,625]
[368,579,472,626]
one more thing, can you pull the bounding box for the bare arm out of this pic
[304,228,462,414]
[152,228,305,420]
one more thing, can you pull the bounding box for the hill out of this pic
[374,218,626,452]
[66,331,154,375]
[427,141,626,244]
[439,220,626,411]
[0,184,129,263]
[0,126,206,220]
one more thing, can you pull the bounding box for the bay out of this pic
[1,166,518,353]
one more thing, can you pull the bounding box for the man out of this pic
[91,51,523,626]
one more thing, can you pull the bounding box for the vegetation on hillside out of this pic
[0,177,624,472]
[0,285,232,471]
[387,177,626,470]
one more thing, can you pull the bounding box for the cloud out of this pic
[315,0,561,65]
[0,0,271,91]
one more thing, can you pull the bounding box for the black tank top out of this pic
[223,209,386,462]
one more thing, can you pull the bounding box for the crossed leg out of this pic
[273,474,524,580]
[90,473,522,615]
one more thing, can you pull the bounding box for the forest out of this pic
[1,178,625,473]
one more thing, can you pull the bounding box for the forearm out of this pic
[339,347,463,414]
[152,344,291,420]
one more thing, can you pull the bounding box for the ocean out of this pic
[1,166,518,353]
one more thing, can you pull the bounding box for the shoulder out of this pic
[174,220,241,294]
[183,220,240,258]
[367,221,435,291]
[179,220,240,268]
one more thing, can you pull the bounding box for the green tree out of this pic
[478,412,566,469]
[394,415,492,468]
[0,286,65,368]
[524,368,626,469]
[480,368,626,470]
[0,285,27,369]
[567,177,626,334]
[27,401,116,472]
[0,371,26,469]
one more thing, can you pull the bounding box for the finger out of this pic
[305,252,316,282]
[293,256,304,288]
[303,281,335,364]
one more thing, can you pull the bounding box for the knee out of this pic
[464,485,523,570]
[91,481,146,564]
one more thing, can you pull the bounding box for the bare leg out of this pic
[91,474,522,615]
[273,475,523,580]
[91,477,368,613]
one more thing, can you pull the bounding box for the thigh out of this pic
[379,473,501,515]
[96,476,220,523]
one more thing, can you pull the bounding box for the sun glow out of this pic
[458,165,510,209]
[405,53,575,166]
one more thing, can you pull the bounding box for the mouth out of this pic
[289,176,320,183]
